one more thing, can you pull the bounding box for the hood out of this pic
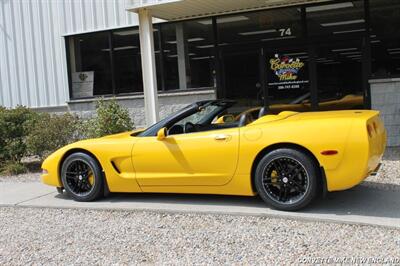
[100,131,135,139]
[99,128,145,140]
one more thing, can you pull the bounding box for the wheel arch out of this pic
[250,142,326,195]
[58,148,110,195]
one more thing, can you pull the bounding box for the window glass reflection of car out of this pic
[216,93,364,124]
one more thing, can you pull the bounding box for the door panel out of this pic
[132,128,239,186]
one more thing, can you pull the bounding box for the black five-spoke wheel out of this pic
[61,152,104,202]
[65,160,95,197]
[262,157,309,205]
[255,148,319,211]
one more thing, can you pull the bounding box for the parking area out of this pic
[1,150,400,264]
[1,181,400,229]
[1,201,400,265]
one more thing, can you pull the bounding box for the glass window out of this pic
[158,19,214,91]
[222,51,261,110]
[306,1,365,110]
[68,32,112,98]
[216,8,303,46]
[265,47,311,113]
[306,1,365,37]
[177,104,220,126]
[112,28,143,94]
[316,41,364,110]
[67,27,161,98]
[157,23,179,90]
[186,20,215,89]
[370,0,400,78]
[217,7,304,113]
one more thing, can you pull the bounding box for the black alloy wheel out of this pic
[255,148,319,211]
[61,152,104,202]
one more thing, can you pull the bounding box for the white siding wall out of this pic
[0,0,139,108]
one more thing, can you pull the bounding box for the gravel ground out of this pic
[365,148,400,189]
[0,207,399,265]
[0,172,41,183]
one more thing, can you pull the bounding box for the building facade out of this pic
[0,0,399,145]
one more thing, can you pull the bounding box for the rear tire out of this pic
[254,148,319,211]
[61,152,104,202]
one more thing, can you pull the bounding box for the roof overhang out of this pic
[127,0,332,21]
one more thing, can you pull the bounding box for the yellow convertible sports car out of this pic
[41,100,386,211]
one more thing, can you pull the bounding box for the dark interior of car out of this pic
[168,121,240,135]
[137,100,268,137]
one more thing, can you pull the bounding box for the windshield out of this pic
[136,104,194,137]
[176,105,220,125]
[136,100,236,137]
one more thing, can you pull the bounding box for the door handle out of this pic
[214,134,230,141]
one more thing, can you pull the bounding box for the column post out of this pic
[138,8,159,126]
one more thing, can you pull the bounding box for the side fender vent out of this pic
[111,161,121,174]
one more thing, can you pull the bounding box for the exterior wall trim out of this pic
[61,24,142,37]
[66,89,216,104]
[369,78,400,84]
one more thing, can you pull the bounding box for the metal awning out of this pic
[127,0,331,21]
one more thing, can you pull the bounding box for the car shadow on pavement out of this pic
[54,183,400,220]
[302,184,400,219]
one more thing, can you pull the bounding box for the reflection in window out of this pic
[306,1,365,110]
[158,19,214,91]
[306,1,365,37]
[217,8,304,112]
[157,23,179,91]
[216,9,303,45]
[112,29,143,94]
[266,49,311,113]
[370,0,400,78]
[316,42,364,110]
[223,51,260,109]
[68,32,112,98]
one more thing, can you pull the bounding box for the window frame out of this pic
[65,0,399,112]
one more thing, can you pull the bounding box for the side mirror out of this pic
[157,127,167,140]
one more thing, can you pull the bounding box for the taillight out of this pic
[367,124,373,138]
[373,122,378,132]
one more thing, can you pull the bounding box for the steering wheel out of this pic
[184,122,196,133]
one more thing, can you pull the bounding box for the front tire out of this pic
[255,148,319,211]
[61,152,104,202]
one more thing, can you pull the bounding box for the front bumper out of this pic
[41,171,62,187]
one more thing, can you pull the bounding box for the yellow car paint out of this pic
[224,94,364,120]
[132,127,240,186]
[41,109,386,196]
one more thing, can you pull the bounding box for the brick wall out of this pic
[67,89,217,128]
[370,78,400,146]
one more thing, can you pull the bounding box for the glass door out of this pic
[306,0,366,110]
[314,40,365,111]
[220,49,263,114]
[264,45,311,114]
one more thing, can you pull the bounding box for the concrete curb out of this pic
[1,182,400,229]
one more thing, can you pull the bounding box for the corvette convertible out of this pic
[41,100,386,211]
